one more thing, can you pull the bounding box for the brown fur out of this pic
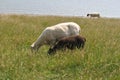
[48,35,86,54]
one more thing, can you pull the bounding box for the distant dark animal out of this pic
[87,13,100,18]
[48,35,86,54]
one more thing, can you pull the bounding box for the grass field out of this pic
[0,15,120,80]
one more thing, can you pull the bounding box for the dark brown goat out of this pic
[48,35,86,54]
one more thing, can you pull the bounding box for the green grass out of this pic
[0,14,120,80]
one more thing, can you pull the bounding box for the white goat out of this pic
[31,22,81,52]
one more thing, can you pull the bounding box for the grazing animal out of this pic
[31,22,81,52]
[48,35,86,54]
[87,13,100,18]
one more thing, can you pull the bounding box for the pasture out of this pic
[0,15,120,80]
